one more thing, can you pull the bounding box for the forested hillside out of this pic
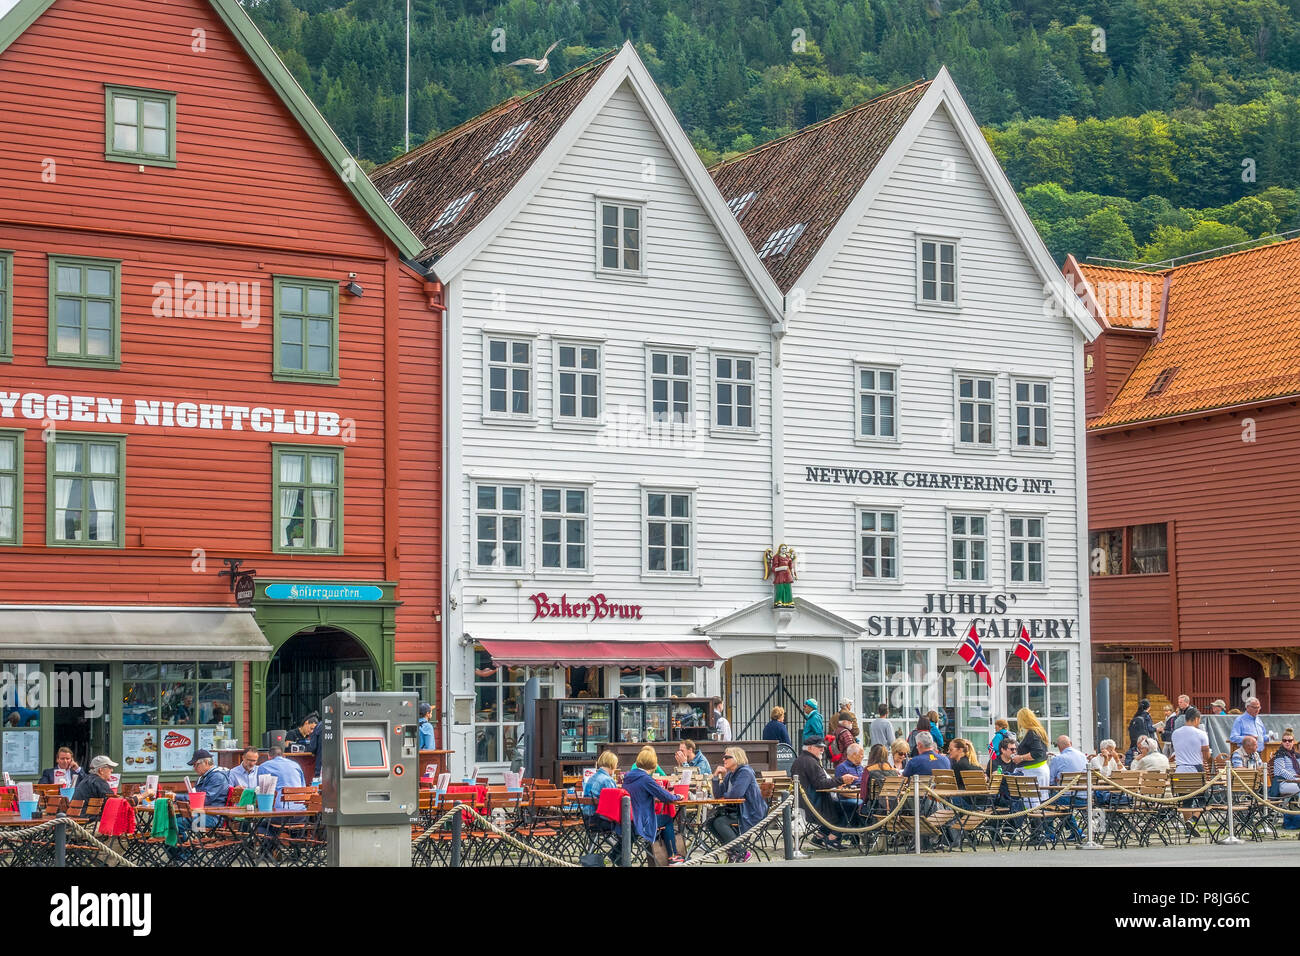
[242,0,1300,264]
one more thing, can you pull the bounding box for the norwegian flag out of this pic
[957,621,992,688]
[1014,625,1048,682]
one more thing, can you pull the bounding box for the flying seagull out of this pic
[509,39,562,74]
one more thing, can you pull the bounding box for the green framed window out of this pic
[46,433,125,548]
[105,85,177,167]
[273,445,343,554]
[47,256,121,368]
[0,429,21,545]
[0,251,12,361]
[273,277,339,383]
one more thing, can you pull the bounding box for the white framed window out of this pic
[644,489,693,574]
[1007,649,1070,741]
[597,201,643,273]
[726,191,757,217]
[1012,378,1051,450]
[955,373,996,449]
[473,482,525,570]
[472,645,553,763]
[539,485,589,572]
[949,511,988,583]
[648,349,692,425]
[553,341,601,423]
[485,120,531,160]
[384,179,412,205]
[431,191,475,231]
[712,352,756,433]
[857,508,900,583]
[484,335,535,421]
[857,365,898,440]
[860,648,934,736]
[917,236,958,305]
[758,223,805,258]
[1008,514,1046,585]
[618,666,696,699]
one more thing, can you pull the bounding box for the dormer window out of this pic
[485,120,532,160]
[758,223,804,258]
[430,191,475,232]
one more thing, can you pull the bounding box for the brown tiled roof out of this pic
[371,51,617,264]
[1076,264,1167,330]
[1086,237,1300,429]
[708,79,931,292]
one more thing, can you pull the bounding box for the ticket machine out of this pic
[320,691,418,866]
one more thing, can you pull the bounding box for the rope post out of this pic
[1081,769,1102,850]
[619,795,632,868]
[912,774,921,856]
[54,813,67,867]
[1221,766,1242,845]
[450,802,463,867]
[782,802,794,860]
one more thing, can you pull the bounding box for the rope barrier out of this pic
[458,804,580,867]
[1223,768,1300,813]
[919,783,1080,820]
[1087,770,1226,804]
[0,817,138,867]
[410,807,464,845]
[795,787,912,833]
[680,792,793,866]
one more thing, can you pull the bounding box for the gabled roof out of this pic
[1082,237,1300,429]
[1070,261,1167,331]
[709,80,930,292]
[373,42,785,321]
[371,51,617,264]
[696,597,865,640]
[710,67,1102,340]
[0,0,425,259]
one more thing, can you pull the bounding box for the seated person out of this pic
[254,746,307,810]
[39,747,86,788]
[71,756,118,813]
[1231,735,1264,770]
[1273,732,1300,800]
[583,751,623,865]
[1090,739,1123,776]
[833,743,865,824]
[227,746,263,792]
[790,736,847,850]
[674,739,710,780]
[1131,736,1170,772]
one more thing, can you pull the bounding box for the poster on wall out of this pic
[198,728,217,754]
[2,730,39,776]
[160,729,195,771]
[121,729,158,772]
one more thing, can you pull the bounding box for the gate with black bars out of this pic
[730,672,840,743]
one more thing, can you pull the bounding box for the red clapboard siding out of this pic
[1089,401,1300,651]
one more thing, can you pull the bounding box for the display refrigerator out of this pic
[615,700,671,745]
[556,699,613,756]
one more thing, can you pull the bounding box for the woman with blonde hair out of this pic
[709,746,767,862]
[762,705,791,746]
[1010,707,1051,803]
[622,745,683,866]
[890,738,910,771]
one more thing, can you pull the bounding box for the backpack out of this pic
[1128,713,1147,746]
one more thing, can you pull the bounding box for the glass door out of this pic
[938,649,999,757]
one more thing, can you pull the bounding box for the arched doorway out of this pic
[728,651,839,743]
[264,626,378,732]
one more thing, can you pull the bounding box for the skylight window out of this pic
[758,223,805,258]
[1146,366,1179,396]
[485,120,532,161]
[727,191,757,217]
[430,191,476,232]
[384,179,412,205]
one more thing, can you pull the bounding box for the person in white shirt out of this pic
[1171,707,1212,772]
[711,697,732,741]
[1089,738,1123,776]
[1131,736,1170,772]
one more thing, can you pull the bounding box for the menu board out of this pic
[160,728,195,771]
[2,730,39,776]
[122,729,158,771]
[198,728,217,754]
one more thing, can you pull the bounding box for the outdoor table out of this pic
[672,798,745,858]
[201,806,316,866]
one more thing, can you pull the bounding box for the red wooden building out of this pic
[0,0,442,779]
[1068,237,1300,728]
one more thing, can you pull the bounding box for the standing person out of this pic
[417,702,436,749]
[38,747,86,788]
[830,712,856,766]
[1009,708,1051,803]
[1208,699,1227,716]
[1229,698,1268,745]
[1164,695,1191,740]
[838,698,860,741]
[286,712,319,747]
[907,715,933,757]
[802,699,825,744]
[762,706,791,745]
[868,703,894,749]
[790,736,845,850]
[709,747,767,863]
[988,718,1012,766]
[1127,699,1156,765]
[227,746,263,790]
[926,710,946,750]
[1171,707,1211,772]
[622,746,683,866]
[711,697,733,741]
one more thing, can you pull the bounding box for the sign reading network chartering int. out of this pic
[264,584,384,602]
[804,464,1056,495]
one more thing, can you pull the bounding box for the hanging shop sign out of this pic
[804,464,1056,495]
[529,592,644,622]
[264,583,384,602]
[234,573,257,607]
[866,591,1076,640]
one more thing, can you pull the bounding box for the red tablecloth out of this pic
[443,784,486,823]
[98,797,137,836]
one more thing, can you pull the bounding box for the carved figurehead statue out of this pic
[762,543,798,608]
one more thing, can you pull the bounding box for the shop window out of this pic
[47,433,125,548]
[120,661,233,774]
[1006,650,1070,742]
[273,445,343,554]
[860,648,931,738]
[0,662,41,777]
[105,85,176,166]
[48,255,120,368]
[472,646,551,763]
[619,666,695,699]
[1088,524,1168,576]
[0,430,20,545]
[273,277,339,383]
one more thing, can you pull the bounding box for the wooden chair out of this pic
[930,768,958,791]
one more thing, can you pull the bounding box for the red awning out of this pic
[477,639,720,668]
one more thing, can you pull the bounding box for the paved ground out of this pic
[761,839,1300,866]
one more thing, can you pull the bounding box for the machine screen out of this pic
[345,737,387,770]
